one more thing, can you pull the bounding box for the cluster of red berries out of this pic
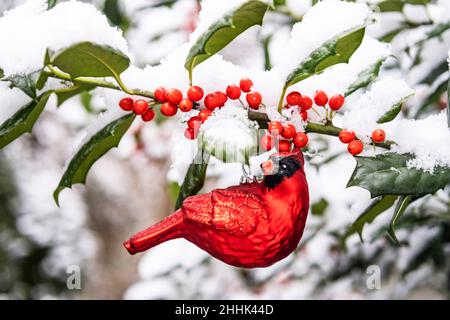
[118,78,264,140]
[259,121,308,153]
[284,90,345,121]
[118,97,156,122]
[338,128,386,155]
[181,78,263,139]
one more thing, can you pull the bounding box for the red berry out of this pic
[348,140,364,155]
[119,97,133,111]
[239,78,253,93]
[293,132,308,149]
[260,134,274,151]
[133,99,148,115]
[141,109,155,122]
[179,99,194,112]
[281,123,296,139]
[165,88,183,105]
[184,128,198,140]
[277,140,292,152]
[187,116,202,130]
[301,110,308,121]
[154,87,166,102]
[246,91,262,110]
[329,94,345,111]
[314,90,328,107]
[204,93,221,110]
[338,130,356,144]
[198,109,212,122]
[226,85,241,100]
[217,91,228,107]
[268,121,284,135]
[286,91,302,106]
[160,102,178,117]
[300,96,313,110]
[187,86,204,102]
[371,129,386,143]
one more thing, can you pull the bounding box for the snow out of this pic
[200,104,259,163]
[390,111,450,172]
[278,0,372,80]
[285,36,391,104]
[189,0,271,44]
[125,0,196,65]
[0,0,128,77]
[342,77,414,141]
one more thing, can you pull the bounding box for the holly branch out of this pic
[43,65,155,99]
[247,110,394,150]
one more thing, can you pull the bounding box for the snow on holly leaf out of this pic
[390,111,450,173]
[0,1,128,77]
[199,105,259,164]
[347,153,450,198]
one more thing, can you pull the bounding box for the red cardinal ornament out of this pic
[124,150,309,268]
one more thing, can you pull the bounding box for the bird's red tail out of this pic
[123,209,184,255]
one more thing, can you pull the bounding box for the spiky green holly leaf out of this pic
[347,153,450,198]
[51,42,130,78]
[185,0,268,80]
[0,92,52,149]
[285,27,366,88]
[53,113,135,205]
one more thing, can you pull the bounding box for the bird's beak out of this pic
[261,160,277,175]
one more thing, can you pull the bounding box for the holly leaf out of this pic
[53,113,135,205]
[345,59,385,96]
[285,27,366,88]
[377,93,413,123]
[347,195,398,240]
[54,84,95,107]
[185,0,268,80]
[47,0,58,10]
[347,153,450,198]
[51,42,130,78]
[377,0,430,12]
[377,102,402,124]
[387,195,412,244]
[3,71,40,100]
[0,92,52,149]
[175,150,210,210]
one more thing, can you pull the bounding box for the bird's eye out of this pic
[281,164,287,169]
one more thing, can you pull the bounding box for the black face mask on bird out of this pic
[260,155,302,190]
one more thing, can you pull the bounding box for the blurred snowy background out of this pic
[0,0,450,300]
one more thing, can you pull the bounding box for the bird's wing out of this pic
[182,186,267,236]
